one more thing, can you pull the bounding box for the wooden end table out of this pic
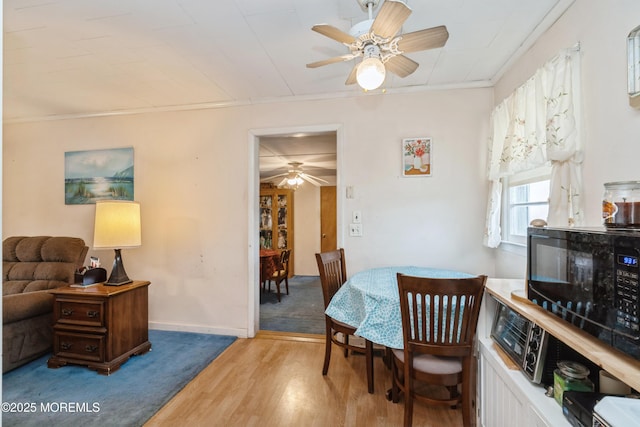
[47,280,151,375]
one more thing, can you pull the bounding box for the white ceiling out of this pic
[259,132,337,183]
[4,0,573,123]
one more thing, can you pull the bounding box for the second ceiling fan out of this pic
[261,162,329,190]
[306,0,449,90]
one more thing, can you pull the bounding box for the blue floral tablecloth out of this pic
[324,266,474,349]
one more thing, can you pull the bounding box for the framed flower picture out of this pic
[402,137,431,177]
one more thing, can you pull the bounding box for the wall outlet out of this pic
[352,211,362,223]
[349,223,363,237]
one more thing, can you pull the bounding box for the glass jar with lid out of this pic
[553,361,594,405]
[602,181,640,228]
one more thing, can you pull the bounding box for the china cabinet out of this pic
[259,184,294,276]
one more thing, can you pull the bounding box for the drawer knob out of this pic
[61,308,74,316]
[61,342,72,350]
[85,345,98,353]
[86,310,99,318]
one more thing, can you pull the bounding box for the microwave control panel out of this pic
[614,249,639,334]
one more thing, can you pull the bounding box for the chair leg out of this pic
[391,361,400,403]
[447,385,460,408]
[461,388,472,427]
[285,276,289,295]
[404,361,414,427]
[322,324,332,375]
[343,334,349,357]
[383,347,392,370]
[461,363,473,427]
[275,280,281,302]
[365,339,374,394]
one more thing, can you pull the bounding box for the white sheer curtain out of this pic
[484,47,582,248]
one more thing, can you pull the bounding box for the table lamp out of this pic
[93,200,141,286]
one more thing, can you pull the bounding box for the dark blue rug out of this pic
[2,330,236,427]
[260,275,325,334]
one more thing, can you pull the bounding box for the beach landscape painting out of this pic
[65,147,134,205]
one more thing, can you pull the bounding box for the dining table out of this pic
[324,266,474,349]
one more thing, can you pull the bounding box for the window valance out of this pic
[484,46,582,248]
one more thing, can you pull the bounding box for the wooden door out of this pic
[320,186,337,252]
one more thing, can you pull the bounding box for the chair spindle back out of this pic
[396,274,487,358]
[315,249,348,309]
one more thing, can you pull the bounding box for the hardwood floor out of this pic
[145,332,463,427]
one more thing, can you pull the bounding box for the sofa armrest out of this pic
[3,291,54,324]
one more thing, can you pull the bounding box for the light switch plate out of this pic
[349,223,363,237]
[346,186,354,199]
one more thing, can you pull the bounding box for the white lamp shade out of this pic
[93,201,141,249]
[356,57,386,90]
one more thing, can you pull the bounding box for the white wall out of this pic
[3,88,494,337]
[292,183,321,276]
[493,0,640,279]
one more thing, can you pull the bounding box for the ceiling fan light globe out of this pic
[357,57,386,90]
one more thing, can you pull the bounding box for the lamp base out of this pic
[104,249,133,286]
[104,279,133,286]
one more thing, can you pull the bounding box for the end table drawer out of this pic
[54,332,105,362]
[56,299,105,327]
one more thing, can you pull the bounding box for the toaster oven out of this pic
[490,299,551,384]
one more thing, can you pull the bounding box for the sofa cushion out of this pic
[3,281,30,296]
[3,237,88,296]
[3,291,54,324]
[41,237,88,263]
[2,237,25,262]
[14,236,50,262]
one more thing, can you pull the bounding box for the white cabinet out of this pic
[478,338,569,427]
[478,278,639,427]
[477,280,569,427]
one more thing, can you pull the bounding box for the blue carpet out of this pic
[260,275,325,334]
[2,330,236,427]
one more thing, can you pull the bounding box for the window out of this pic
[502,167,551,245]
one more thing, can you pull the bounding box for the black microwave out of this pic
[527,226,640,360]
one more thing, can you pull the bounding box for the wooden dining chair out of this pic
[315,249,375,394]
[390,273,487,427]
[267,249,290,302]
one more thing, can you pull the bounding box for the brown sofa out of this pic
[3,236,88,373]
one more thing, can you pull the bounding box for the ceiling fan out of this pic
[261,162,329,189]
[306,0,449,91]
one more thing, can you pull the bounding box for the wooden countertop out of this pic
[486,278,640,393]
[51,280,151,297]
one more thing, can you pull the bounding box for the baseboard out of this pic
[256,330,324,343]
[149,321,247,338]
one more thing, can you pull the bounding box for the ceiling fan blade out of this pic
[385,54,419,78]
[397,26,449,53]
[307,54,355,69]
[371,0,412,39]
[345,64,358,85]
[260,172,288,182]
[277,177,288,187]
[311,24,356,45]
[299,173,329,186]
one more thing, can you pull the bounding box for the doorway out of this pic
[249,126,341,337]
